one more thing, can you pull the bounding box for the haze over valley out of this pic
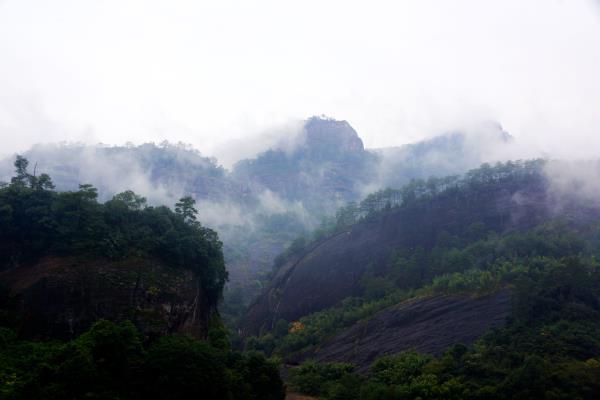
[2,1,600,399]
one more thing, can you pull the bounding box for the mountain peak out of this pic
[302,116,365,156]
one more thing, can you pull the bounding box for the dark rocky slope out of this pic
[296,290,511,371]
[243,169,599,335]
[0,256,216,340]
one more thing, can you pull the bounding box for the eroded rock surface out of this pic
[299,290,511,371]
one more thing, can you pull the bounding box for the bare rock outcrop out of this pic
[297,290,511,371]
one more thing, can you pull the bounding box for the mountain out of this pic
[232,117,379,214]
[241,161,600,399]
[0,142,232,203]
[0,117,518,325]
[0,117,514,264]
[242,160,556,333]
[3,126,600,398]
[245,159,600,337]
[373,121,513,189]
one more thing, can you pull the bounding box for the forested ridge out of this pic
[0,155,227,303]
[0,156,285,399]
[275,159,546,269]
[242,159,556,332]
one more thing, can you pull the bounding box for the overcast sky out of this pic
[1,0,599,165]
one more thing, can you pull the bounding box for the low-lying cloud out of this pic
[1,0,599,165]
[544,160,600,209]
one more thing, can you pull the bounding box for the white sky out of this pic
[1,0,600,165]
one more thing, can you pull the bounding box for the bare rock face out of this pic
[296,290,511,371]
[0,257,217,340]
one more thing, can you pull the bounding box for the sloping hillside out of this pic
[260,162,600,399]
[243,162,557,334]
[296,290,511,371]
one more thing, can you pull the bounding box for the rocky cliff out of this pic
[0,256,216,340]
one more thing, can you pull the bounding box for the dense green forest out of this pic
[0,156,285,399]
[0,319,284,399]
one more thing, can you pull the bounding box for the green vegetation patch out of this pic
[0,320,285,400]
[288,256,600,399]
[0,156,227,305]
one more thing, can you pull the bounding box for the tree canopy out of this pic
[0,155,227,303]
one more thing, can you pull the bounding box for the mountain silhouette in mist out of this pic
[0,117,515,294]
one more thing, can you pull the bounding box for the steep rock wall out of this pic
[0,256,217,340]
